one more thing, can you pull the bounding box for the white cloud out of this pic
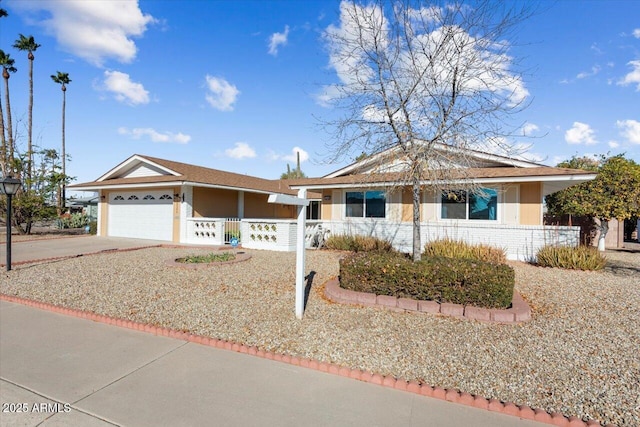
[225,142,256,159]
[521,122,539,136]
[608,140,620,148]
[12,0,155,67]
[618,60,640,91]
[616,119,640,145]
[268,25,290,56]
[118,127,190,144]
[565,122,597,145]
[633,28,640,38]
[102,70,149,105]
[205,75,239,111]
[269,146,310,163]
[576,65,601,79]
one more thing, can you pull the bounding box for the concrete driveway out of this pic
[0,236,165,267]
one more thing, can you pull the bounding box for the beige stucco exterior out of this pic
[193,187,238,218]
[321,190,333,220]
[519,182,542,225]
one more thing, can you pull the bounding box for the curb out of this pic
[0,293,610,427]
[324,278,531,323]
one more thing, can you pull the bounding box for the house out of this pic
[70,147,597,259]
[69,154,316,249]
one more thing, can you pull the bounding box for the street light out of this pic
[1,175,22,271]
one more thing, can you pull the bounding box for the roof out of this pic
[70,154,300,196]
[323,141,545,178]
[289,166,597,189]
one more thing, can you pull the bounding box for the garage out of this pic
[107,190,175,241]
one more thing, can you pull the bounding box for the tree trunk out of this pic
[27,57,34,185]
[597,218,609,251]
[3,74,14,171]
[0,91,5,176]
[61,87,66,213]
[412,178,421,262]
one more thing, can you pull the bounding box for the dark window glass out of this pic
[365,191,386,218]
[346,192,364,217]
[441,190,466,219]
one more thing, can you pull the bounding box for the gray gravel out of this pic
[2,247,639,427]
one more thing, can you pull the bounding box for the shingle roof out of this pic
[287,166,597,188]
[70,154,299,196]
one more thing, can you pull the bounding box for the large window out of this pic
[441,188,497,221]
[346,191,386,218]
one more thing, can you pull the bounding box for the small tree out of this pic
[546,155,640,251]
[321,0,532,261]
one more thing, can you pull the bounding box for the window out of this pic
[306,201,320,220]
[346,191,386,218]
[114,195,124,201]
[441,188,497,221]
[143,195,155,200]
[127,195,139,200]
[159,194,172,200]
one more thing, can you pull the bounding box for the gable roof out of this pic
[69,154,299,196]
[324,141,545,178]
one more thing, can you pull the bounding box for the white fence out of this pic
[185,217,579,260]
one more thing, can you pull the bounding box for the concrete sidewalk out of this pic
[0,300,546,427]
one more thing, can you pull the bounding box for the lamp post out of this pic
[1,175,22,271]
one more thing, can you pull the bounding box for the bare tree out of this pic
[321,0,532,261]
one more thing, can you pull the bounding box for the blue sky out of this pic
[1,0,639,189]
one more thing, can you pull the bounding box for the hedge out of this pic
[339,252,514,309]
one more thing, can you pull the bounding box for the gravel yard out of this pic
[2,246,639,427]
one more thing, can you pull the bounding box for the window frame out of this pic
[344,190,387,219]
[438,187,499,222]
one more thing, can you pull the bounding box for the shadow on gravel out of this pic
[304,271,317,310]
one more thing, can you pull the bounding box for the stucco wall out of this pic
[519,182,542,225]
[192,187,238,218]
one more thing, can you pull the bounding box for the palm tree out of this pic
[51,71,71,213]
[13,34,40,184]
[0,49,17,175]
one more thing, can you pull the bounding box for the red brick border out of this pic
[0,293,610,427]
[324,278,531,324]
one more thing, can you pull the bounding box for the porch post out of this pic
[295,188,307,319]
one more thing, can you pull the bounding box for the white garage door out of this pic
[108,191,174,241]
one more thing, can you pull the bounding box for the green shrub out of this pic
[324,234,395,252]
[535,245,606,271]
[177,252,236,263]
[56,213,90,229]
[88,221,97,235]
[423,238,506,265]
[339,251,514,309]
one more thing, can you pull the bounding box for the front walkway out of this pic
[0,300,546,427]
[0,236,167,267]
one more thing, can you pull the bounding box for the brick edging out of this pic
[324,278,531,323]
[0,293,610,427]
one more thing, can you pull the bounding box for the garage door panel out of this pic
[108,191,174,241]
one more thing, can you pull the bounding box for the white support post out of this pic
[295,188,307,319]
[268,191,310,319]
